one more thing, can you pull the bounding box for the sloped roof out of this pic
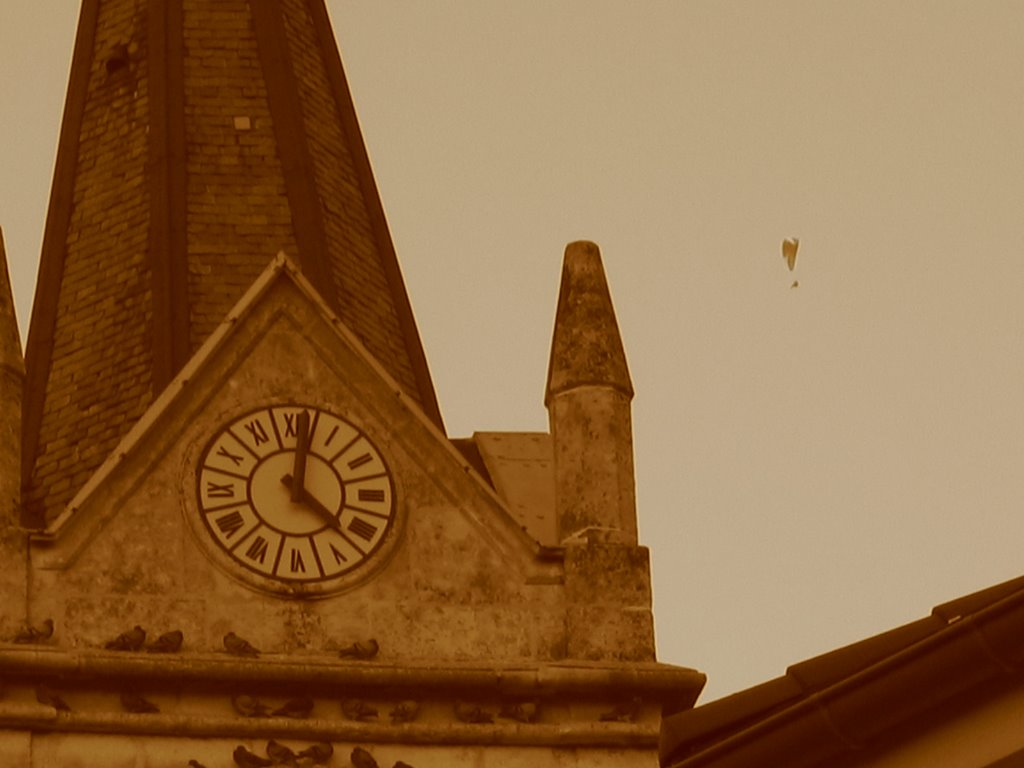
[661,574,1024,768]
[23,0,441,526]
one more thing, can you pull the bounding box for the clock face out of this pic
[195,404,395,584]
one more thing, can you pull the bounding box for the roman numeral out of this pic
[214,511,245,539]
[358,489,385,503]
[283,412,298,438]
[290,549,306,573]
[347,517,378,542]
[324,425,339,446]
[245,536,269,564]
[347,453,372,471]
[216,445,244,467]
[206,481,235,498]
[329,544,348,565]
[245,419,269,446]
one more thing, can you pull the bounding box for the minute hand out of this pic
[290,410,311,501]
[281,474,342,530]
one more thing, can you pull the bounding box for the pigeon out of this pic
[232,694,271,718]
[120,691,159,713]
[599,695,642,723]
[266,740,298,766]
[454,701,493,724]
[233,745,273,768]
[338,638,378,660]
[341,698,378,721]
[351,747,379,768]
[104,625,146,651]
[36,684,71,711]
[188,761,207,768]
[147,629,184,653]
[224,632,260,657]
[782,237,799,271]
[296,742,333,764]
[498,700,538,723]
[389,699,420,723]
[13,618,54,644]
[271,695,314,719]
[393,763,415,768]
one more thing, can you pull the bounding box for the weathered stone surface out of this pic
[546,241,633,403]
[550,387,637,544]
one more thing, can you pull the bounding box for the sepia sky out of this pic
[3,1,1024,703]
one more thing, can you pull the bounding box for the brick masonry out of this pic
[25,0,439,524]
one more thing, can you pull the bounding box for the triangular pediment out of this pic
[29,254,560,658]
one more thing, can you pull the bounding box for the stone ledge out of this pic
[0,705,661,748]
[0,648,704,702]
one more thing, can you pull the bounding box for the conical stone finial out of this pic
[545,241,633,405]
[546,241,637,545]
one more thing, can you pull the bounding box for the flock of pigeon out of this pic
[187,744,408,768]
[8,620,643,767]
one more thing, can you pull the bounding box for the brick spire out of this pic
[22,0,443,526]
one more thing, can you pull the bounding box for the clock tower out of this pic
[0,2,704,766]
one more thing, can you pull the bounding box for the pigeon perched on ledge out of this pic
[232,745,272,768]
[599,695,642,723]
[351,747,379,768]
[266,740,298,766]
[338,638,378,660]
[104,625,146,651]
[120,691,159,713]
[232,694,270,718]
[296,742,333,764]
[454,701,494,724]
[147,629,183,653]
[223,631,260,657]
[341,698,378,721]
[389,699,420,723]
[272,695,314,719]
[36,684,71,712]
[13,618,54,644]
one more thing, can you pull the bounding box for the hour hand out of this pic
[280,474,341,530]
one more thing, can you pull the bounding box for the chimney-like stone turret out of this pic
[546,240,637,546]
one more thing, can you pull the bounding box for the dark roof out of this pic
[661,574,1024,768]
[23,0,442,526]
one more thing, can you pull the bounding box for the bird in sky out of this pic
[782,237,799,271]
[147,629,184,653]
[338,638,379,660]
[104,625,146,651]
[223,631,260,657]
[13,618,54,644]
